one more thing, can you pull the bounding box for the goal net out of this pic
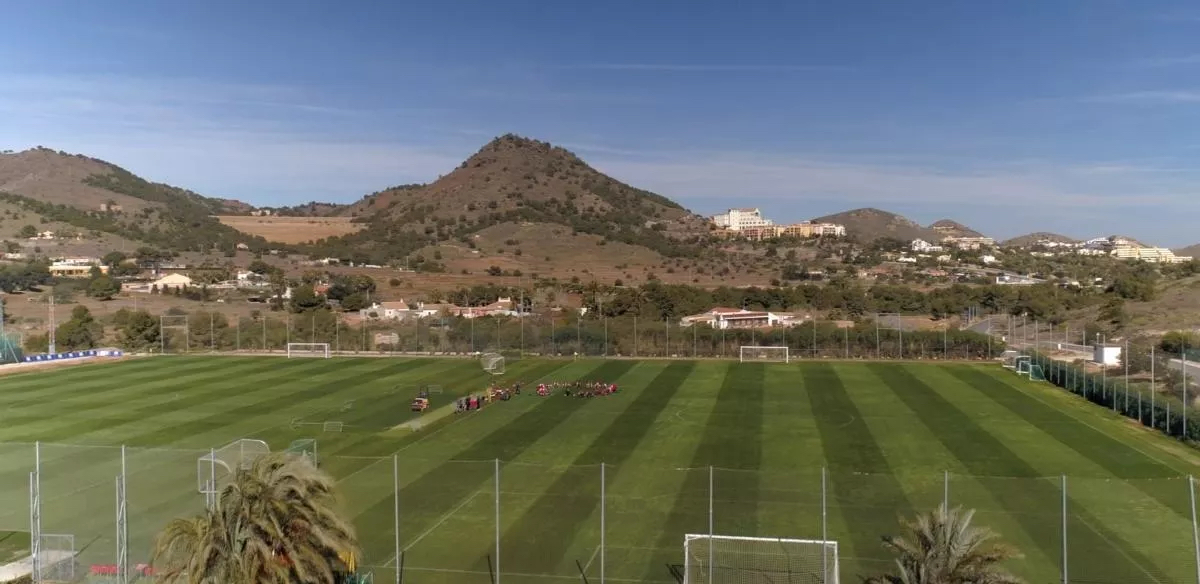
[684,535,838,584]
[288,342,331,358]
[739,346,789,363]
[481,352,505,375]
[324,421,344,433]
[1015,356,1046,381]
[1000,350,1021,369]
[37,533,76,583]
[286,439,318,466]
[197,438,270,495]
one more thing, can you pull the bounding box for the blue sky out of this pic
[3,1,1200,246]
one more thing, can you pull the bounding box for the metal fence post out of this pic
[708,465,714,584]
[394,454,400,584]
[1191,475,1200,584]
[1062,475,1068,584]
[495,458,501,584]
[600,462,606,584]
[822,466,829,584]
[943,470,949,511]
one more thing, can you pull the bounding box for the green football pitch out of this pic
[0,356,1197,584]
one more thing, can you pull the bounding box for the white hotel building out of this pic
[710,208,775,231]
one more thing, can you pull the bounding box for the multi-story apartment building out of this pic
[710,208,774,231]
[1111,245,1193,264]
[941,236,995,250]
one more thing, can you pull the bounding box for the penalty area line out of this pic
[402,490,481,552]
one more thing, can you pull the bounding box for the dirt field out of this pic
[214,216,364,244]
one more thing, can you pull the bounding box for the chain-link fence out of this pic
[5,441,1198,584]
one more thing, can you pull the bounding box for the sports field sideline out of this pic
[0,355,1197,584]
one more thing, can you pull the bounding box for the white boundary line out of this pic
[395,565,652,583]
[581,543,601,574]
[402,490,481,551]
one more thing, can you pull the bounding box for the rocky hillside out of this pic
[811,208,943,242]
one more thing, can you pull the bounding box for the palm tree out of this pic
[153,452,359,584]
[867,506,1023,584]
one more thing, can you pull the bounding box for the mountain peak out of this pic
[811,207,941,242]
[928,219,985,238]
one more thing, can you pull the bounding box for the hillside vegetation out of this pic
[300,134,715,263]
[0,147,264,253]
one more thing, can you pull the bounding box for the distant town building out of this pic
[941,236,995,250]
[710,208,774,231]
[1111,245,1192,264]
[679,307,805,329]
[910,239,944,253]
[49,263,107,278]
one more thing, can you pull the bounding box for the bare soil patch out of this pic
[215,216,364,244]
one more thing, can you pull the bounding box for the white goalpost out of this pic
[287,342,331,358]
[481,352,505,375]
[684,534,839,584]
[197,439,270,498]
[739,346,789,363]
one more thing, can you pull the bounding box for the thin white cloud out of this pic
[1130,54,1200,67]
[562,63,848,72]
[1084,90,1200,104]
[586,152,1200,211]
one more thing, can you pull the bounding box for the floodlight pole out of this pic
[1152,346,1156,428]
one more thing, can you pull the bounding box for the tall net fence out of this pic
[94,311,1001,362]
[2,445,1197,584]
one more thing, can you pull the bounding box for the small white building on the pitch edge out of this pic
[1093,344,1122,366]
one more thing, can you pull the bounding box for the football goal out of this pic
[684,534,838,584]
[323,421,344,433]
[285,439,318,466]
[1000,350,1021,369]
[1015,356,1046,381]
[739,346,790,363]
[481,352,505,375]
[197,439,270,495]
[287,342,331,358]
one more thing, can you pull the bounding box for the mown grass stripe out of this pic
[127,359,435,446]
[872,363,1165,584]
[354,360,637,565]
[318,359,574,469]
[62,360,443,549]
[948,366,1189,515]
[0,358,350,444]
[497,362,695,573]
[0,357,268,407]
[805,362,912,575]
[641,362,766,582]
